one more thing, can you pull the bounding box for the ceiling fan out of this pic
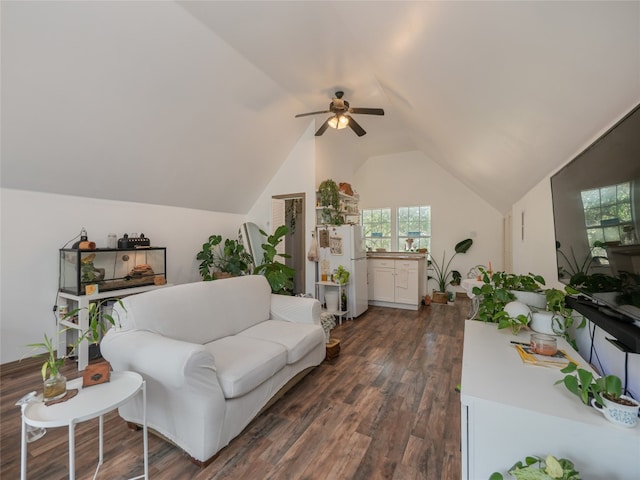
[295,91,384,137]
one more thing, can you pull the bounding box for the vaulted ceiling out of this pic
[2,1,639,215]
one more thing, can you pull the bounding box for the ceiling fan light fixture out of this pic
[328,114,349,130]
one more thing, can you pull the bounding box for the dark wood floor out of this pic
[1,299,466,480]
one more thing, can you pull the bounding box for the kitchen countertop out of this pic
[366,252,426,260]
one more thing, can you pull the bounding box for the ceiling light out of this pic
[328,115,349,130]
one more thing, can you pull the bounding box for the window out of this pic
[398,206,431,251]
[362,205,431,252]
[581,182,632,256]
[362,208,391,251]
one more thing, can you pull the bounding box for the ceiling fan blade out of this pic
[295,110,331,118]
[347,116,366,136]
[315,119,331,136]
[349,107,385,116]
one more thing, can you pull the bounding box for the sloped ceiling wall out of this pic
[2,1,639,215]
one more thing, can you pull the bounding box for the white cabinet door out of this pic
[370,259,395,302]
[394,260,419,305]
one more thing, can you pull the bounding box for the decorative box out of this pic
[59,247,167,295]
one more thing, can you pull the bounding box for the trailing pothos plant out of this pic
[544,287,585,351]
[472,269,516,323]
[490,454,581,480]
[253,225,296,295]
[555,362,622,407]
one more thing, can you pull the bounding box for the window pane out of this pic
[362,208,392,251]
[600,186,617,206]
[397,205,431,251]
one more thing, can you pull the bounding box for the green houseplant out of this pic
[196,235,253,280]
[318,179,343,225]
[25,298,124,401]
[428,238,473,303]
[473,269,516,323]
[490,454,581,480]
[253,225,296,295]
[555,362,623,407]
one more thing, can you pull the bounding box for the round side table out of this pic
[21,370,148,480]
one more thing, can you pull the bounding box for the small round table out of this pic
[21,371,148,480]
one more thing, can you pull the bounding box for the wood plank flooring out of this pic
[1,299,466,480]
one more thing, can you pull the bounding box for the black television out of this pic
[550,103,640,325]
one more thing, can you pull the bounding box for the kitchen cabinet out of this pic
[368,257,424,310]
[460,320,640,479]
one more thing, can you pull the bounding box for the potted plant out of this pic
[26,332,68,401]
[528,287,584,350]
[428,238,473,304]
[25,298,122,401]
[253,225,296,295]
[473,269,516,323]
[196,235,253,280]
[490,454,581,480]
[502,272,547,308]
[318,179,343,225]
[555,362,639,427]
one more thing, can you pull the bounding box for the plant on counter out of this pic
[554,362,623,407]
[197,235,253,280]
[543,287,585,350]
[318,179,343,225]
[253,225,295,295]
[473,269,516,323]
[489,454,581,480]
[428,238,473,301]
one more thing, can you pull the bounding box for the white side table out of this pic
[21,371,148,480]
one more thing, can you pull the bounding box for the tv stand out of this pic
[460,320,640,479]
[566,296,640,353]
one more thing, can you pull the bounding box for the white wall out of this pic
[247,123,317,295]
[0,188,246,364]
[354,150,504,290]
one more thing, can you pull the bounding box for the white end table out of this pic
[21,371,148,480]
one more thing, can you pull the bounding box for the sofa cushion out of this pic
[205,336,287,399]
[114,275,272,344]
[237,320,326,364]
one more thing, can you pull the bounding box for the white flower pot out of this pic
[530,311,564,335]
[510,290,546,309]
[591,395,639,428]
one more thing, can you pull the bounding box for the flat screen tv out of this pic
[550,103,640,323]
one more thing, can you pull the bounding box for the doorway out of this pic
[272,193,306,294]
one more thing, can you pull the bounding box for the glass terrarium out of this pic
[59,247,166,295]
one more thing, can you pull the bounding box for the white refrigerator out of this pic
[317,225,368,317]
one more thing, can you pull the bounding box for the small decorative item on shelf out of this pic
[335,265,350,284]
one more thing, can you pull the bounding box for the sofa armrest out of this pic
[270,294,321,325]
[101,329,218,390]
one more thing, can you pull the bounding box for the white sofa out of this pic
[100,275,325,465]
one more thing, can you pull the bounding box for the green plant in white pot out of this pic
[529,287,584,350]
